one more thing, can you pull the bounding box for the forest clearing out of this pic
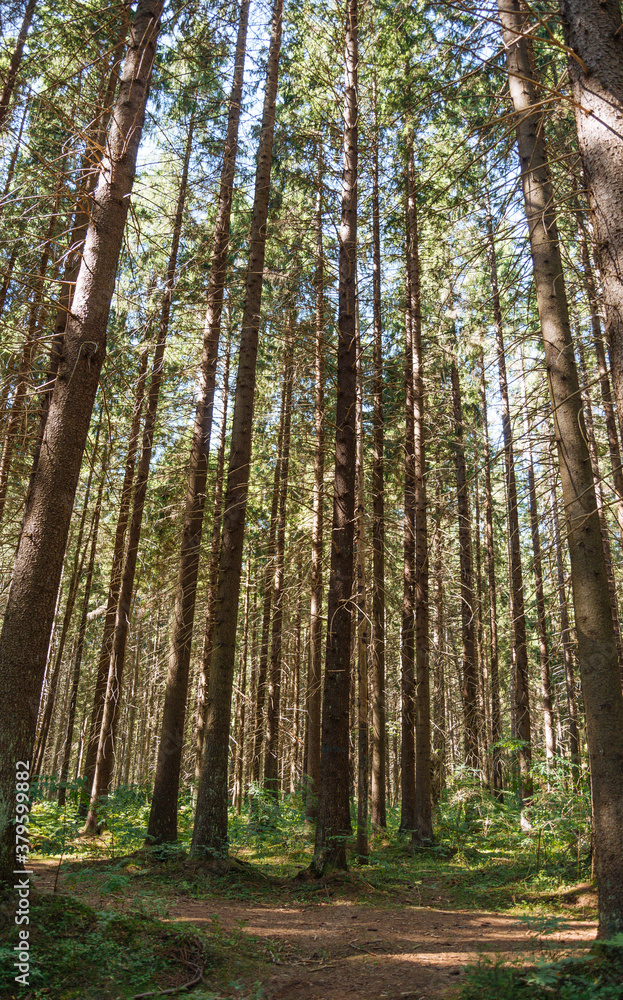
[1,0,623,996]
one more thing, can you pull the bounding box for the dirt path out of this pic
[30,860,597,1000]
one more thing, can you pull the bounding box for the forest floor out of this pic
[22,846,598,1000]
[4,782,619,1000]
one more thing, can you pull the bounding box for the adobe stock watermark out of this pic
[13,760,32,987]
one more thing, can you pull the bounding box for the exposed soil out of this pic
[29,859,597,1000]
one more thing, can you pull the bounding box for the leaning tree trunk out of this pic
[147,0,250,845]
[191,0,284,858]
[370,88,386,830]
[0,0,162,882]
[309,0,358,875]
[499,0,623,936]
[305,144,325,824]
[84,117,193,834]
[0,0,36,131]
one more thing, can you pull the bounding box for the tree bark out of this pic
[305,144,325,824]
[448,346,480,770]
[147,0,250,844]
[499,0,623,935]
[486,198,532,801]
[309,0,357,875]
[370,89,386,831]
[355,311,368,863]
[84,115,193,833]
[191,0,283,857]
[0,0,36,131]
[264,329,294,795]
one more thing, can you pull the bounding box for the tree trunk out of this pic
[264,330,294,795]
[309,0,358,875]
[355,314,368,863]
[406,142,432,844]
[448,347,480,770]
[191,0,284,857]
[194,328,231,778]
[58,448,107,806]
[84,115,192,834]
[499,0,623,935]
[0,0,162,881]
[400,189,416,834]
[147,0,250,844]
[0,0,36,131]
[305,144,325,824]
[486,197,532,801]
[370,87,386,831]
[78,341,149,817]
[520,358,556,763]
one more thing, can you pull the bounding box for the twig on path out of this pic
[132,961,203,999]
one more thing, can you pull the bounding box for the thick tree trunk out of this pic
[370,92,386,831]
[309,0,357,875]
[147,0,250,844]
[194,329,231,778]
[486,199,532,800]
[0,0,36,131]
[499,0,623,935]
[264,331,294,795]
[191,0,283,857]
[400,193,416,834]
[305,146,325,824]
[0,0,162,880]
[84,116,192,834]
[355,321,368,863]
[448,348,480,770]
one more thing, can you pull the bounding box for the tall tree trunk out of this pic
[58,448,108,806]
[309,0,357,875]
[264,330,294,795]
[498,0,623,935]
[305,144,325,824]
[32,433,99,777]
[78,342,149,817]
[191,0,283,857]
[370,86,386,831]
[0,0,36,131]
[520,358,556,763]
[431,484,446,801]
[575,200,623,528]
[194,328,231,778]
[407,142,432,844]
[0,0,162,882]
[448,346,480,770]
[84,116,193,833]
[576,335,623,673]
[232,564,251,812]
[485,196,532,801]
[400,189,416,833]
[250,374,285,785]
[355,315,368,862]
[147,0,250,844]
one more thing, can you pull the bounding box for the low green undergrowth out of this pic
[461,936,623,1000]
[0,892,219,999]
